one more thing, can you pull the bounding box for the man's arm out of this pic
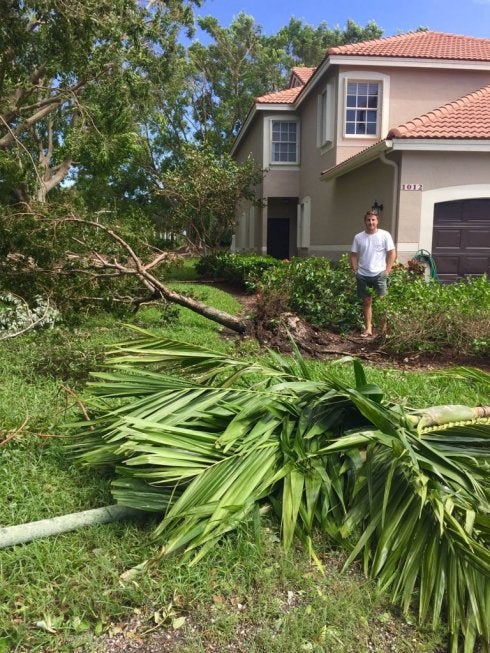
[385,249,396,274]
[349,251,359,273]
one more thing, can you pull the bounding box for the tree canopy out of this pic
[0,4,385,315]
[0,4,384,210]
[0,0,198,203]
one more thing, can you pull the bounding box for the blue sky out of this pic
[194,0,490,40]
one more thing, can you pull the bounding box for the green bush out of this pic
[195,252,284,292]
[374,270,490,355]
[196,252,362,332]
[260,255,362,332]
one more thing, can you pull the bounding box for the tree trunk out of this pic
[144,272,248,334]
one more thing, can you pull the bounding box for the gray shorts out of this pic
[356,271,388,299]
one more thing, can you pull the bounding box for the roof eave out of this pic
[321,140,393,181]
[390,138,490,150]
[230,102,297,156]
[327,54,490,70]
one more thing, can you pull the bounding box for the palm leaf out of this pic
[68,333,490,650]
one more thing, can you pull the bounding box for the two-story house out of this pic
[231,31,490,282]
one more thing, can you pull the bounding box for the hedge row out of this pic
[196,252,489,356]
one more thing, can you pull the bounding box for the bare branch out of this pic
[143,251,173,271]
[0,416,29,447]
[62,386,92,424]
[0,64,113,150]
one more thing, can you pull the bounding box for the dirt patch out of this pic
[218,286,489,372]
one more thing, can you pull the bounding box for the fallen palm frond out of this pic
[68,330,490,652]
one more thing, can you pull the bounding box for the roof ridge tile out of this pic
[326,30,490,61]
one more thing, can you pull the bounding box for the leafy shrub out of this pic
[374,270,490,355]
[260,255,362,332]
[194,252,225,278]
[195,252,284,292]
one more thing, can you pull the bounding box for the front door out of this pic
[267,218,290,259]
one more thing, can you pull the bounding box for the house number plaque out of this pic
[401,183,423,191]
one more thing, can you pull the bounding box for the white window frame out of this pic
[264,116,300,167]
[338,71,390,142]
[317,82,335,148]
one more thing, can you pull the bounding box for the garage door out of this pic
[432,198,490,283]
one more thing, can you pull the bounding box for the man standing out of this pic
[349,210,396,337]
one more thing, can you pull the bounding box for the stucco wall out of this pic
[263,169,300,197]
[398,151,490,258]
[335,65,490,165]
[234,116,264,167]
[387,67,490,132]
[307,157,397,258]
[233,116,264,251]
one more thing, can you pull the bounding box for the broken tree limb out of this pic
[60,215,249,334]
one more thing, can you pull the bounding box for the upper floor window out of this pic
[338,72,389,142]
[271,120,298,163]
[345,81,379,136]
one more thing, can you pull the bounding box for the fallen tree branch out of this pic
[58,215,248,334]
[62,385,91,424]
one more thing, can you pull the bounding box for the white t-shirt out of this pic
[351,229,395,276]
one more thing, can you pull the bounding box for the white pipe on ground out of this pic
[0,504,143,549]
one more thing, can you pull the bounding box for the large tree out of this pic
[0,0,199,204]
[186,15,383,151]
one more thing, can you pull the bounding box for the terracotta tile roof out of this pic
[291,67,316,84]
[256,87,303,104]
[327,31,490,61]
[388,84,490,138]
[257,67,315,104]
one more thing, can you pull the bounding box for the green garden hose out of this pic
[414,249,439,280]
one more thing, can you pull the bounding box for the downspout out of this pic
[0,505,143,549]
[379,142,399,244]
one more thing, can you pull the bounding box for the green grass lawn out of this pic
[0,283,487,652]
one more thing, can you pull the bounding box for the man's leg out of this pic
[362,296,373,336]
[356,274,373,336]
[373,273,388,334]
